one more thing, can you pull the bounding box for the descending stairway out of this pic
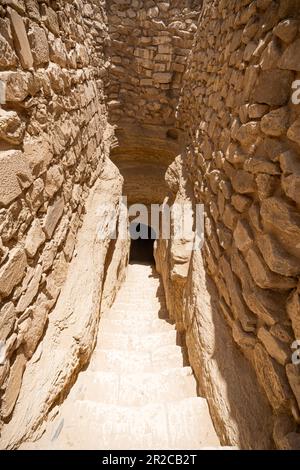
[22,263,225,450]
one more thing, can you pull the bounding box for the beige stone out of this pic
[287,119,300,147]
[260,197,300,249]
[0,150,32,206]
[25,219,46,258]
[22,297,50,359]
[274,19,298,43]
[49,37,67,68]
[0,71,29,102]
[8,7,33,69]
[286,364,300,411]
[252,70,294,105]
[287,290,300,339]
[0,302,15,342]
[23,136,53,177]
[28,23,49,66]
[245,247,297,290]
[0,109,25,145]
[278,39,300,71]
[16,265,42,313]
[257,234,300,277]
[0,19,18,67]
[254,343,291,411]
[231,169,256,194]
[258,327,289,366]
[1,348,26,419]
[153,72,172,84]
[0,247,27,298]
[43,197,64,240]
[261,107,290,137]
[233,220,253,252]
[44,165,64,198]
[41,5,60,36]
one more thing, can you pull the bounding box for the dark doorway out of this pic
[129,223,156,264]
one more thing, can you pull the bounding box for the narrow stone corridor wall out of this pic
[0,0,113,430]
[105,0,201,207]
[2,0,300,451]
[157,0,300,449]
[106,0,200,127]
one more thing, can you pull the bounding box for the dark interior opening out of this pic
[129,223,156,264]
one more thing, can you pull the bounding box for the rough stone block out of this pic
[261,107,290,137]
[0,150,33,207]
[25,219,46,258]
[0,302,15,342]
[0,19,18,68]
[287,290,300,339]
[286,364,300,412]
[8,7,33,69]
[257,234,300,277]
[153,72,172,84]
[0,71,29,102]
[23,297,50,359]
[274,19,298,43]
[0,247,27,298]
[287,119,300,147]
[0,108,25,145]
[45,165,64,198]
[252,70,294,105]
[278,39,300,71]
[231,169,256,194]
[43,196,64,240]
[245,247,296,290]
[16,264,42,313]
[260,197,300,249]
[28,23,49,66]
[23,136,53,177]
[233,220,253,252]
[258,327,290,366]
[1,347,26,419]
[254,343,291,411]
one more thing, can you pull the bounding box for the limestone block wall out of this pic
[157,0,300,449]
[106,1,201,211]
[106,0,201,128]
[0,0,111,428]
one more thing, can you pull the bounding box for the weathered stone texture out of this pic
[0,0,113,431]
[156,0,300,450]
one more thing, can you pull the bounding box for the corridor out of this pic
[21,264,224,450]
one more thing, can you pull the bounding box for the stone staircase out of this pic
[21,263,225,450]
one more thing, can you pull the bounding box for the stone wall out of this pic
[106,0,200,127]
[156,0,300,449]
[0,0,113,430]
[106,0,201,207]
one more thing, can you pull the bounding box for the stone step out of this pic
[90,345,184,373]
[97,329,178,352]
[98,317,175,335]
[102,309,169,322]
[47,397,220,450]
[69,367,197,406]
[111,300,165,308]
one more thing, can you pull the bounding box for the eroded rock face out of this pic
[156,0,300,450]
[0,158,129,449]
[0,0,122,439]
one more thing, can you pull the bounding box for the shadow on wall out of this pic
[184,250,275,449]
[129,223,156,265]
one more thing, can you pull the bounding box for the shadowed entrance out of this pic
[129,223,156,264]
